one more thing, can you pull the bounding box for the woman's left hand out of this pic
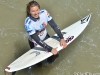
[60,38,67,49]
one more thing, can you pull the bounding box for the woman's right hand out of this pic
[51,47,58,55]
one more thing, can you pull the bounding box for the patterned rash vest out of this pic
[24,9,52,44]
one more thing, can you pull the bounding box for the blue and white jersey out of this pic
[24,9,52,43]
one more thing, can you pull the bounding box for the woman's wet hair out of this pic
[26,0,40,17]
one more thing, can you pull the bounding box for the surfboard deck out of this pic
[5,14,91,72]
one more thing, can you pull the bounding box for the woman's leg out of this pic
[27,40,35,73]
[47,54,59,64]
[28,39,35,49]
[44,34,59,64]
[28,40,42,67]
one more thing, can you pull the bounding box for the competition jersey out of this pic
[24,9,52,43]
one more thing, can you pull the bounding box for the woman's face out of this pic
[30,6,40,18]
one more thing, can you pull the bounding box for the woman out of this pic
[25,0,67,63]
[12,0,67,75]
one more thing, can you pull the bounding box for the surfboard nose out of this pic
[81,14,91,24]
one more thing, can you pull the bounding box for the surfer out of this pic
[12,0,67,75]
[25,0,67,63]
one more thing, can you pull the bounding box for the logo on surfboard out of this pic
[81,15,90,24]
[30,51,40,56]
[61,32,74,43]
[65,36,74,43]
[62,32,67,35]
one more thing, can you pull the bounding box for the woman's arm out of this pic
[48,19,63,39]
[48,19,67,49]
[30,33,52,52]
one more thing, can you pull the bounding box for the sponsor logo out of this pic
[40,22,47,29]
[81,15,90,24]
[65,36,74,43]
[62,32,67,35]
[30,51,40,56]
[42,22,47,26]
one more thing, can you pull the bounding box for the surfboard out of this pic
[5,14,91,72]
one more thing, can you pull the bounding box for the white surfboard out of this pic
[5,14,91,72]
